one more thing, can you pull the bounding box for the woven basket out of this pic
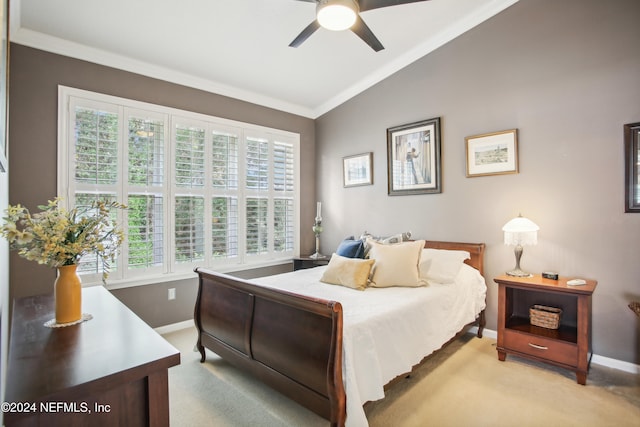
[530,305,562,329]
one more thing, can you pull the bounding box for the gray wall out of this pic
[316,0,640,364]
[8,44,314,327]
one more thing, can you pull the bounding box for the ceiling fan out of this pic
[289,0,431,52]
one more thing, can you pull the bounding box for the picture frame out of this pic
[465,129,518,177]
[386,117,441,196]
[0,0,8,173]
[343,152,373,187]
[624,122,640,213]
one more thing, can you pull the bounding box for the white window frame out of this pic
[58,86,300,288]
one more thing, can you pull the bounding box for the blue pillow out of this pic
[336,238,365,259]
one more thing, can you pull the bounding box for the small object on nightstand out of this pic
[542,271,559,280]
[567,279,587,286]
[529,305,562,329]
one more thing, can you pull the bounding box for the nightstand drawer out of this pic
[503,329,577,366]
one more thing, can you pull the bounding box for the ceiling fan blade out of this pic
[289,20,322,48]
[350,15,384,52]
[358,0,429,12]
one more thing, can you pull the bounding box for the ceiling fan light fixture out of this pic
[317,0,358,31]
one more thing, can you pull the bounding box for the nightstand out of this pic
[292,256,330,271]
[494,274,597,385]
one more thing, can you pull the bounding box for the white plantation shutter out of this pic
[172,119,207,269]
[127,194,164,269]
[273,142,294,192]
[175,124,206,188]
[74,107,119,185]
[74,192,120,276]
[211,131,238,189]
[274,198,294,252]
[174,196,205,263]
[68,99,122,282]
[246,137,269,190]
[245,136,269,257]
[246,197,268,255]
[211,197,238,259]
[273,142,295,252]
[210,129,239,261]
[126,111,167,275]
[59,87,299,286]
[128,116,165,187]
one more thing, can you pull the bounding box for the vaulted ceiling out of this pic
[11,0,519,118]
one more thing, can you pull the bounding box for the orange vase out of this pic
[55,264,82,324]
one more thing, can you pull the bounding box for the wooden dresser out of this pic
[494,274,597,385]
[4,286,181,426]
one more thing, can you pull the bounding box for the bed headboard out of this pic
[423,240,486,276]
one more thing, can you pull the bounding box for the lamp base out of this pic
[308,252,327,260]
[506,268,533,278]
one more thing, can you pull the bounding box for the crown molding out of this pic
[10,27,316,118]
[10,0,519,120]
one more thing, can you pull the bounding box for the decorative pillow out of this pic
[419,249,471,283]
[368,240,425,288]
[335,237,365,259]
[360,231,412,258]
[320,253,375,291]
[380,234,404,245]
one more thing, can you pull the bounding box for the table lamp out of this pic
[502,214,539,277]
[309,202,326,259]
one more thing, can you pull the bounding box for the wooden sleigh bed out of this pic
[194,240,486,427]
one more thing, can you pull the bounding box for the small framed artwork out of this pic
[343,152,373,187]
[387,117,441,196]
[465,129,518,177]
[624,122,640,213]
[0,0,8,173]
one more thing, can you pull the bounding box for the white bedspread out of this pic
[254,263,487,427]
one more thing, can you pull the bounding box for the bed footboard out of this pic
[194,267,346,426]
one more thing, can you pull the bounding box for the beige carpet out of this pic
[163,327,640,426]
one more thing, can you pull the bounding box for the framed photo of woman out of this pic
[386,118,441,195]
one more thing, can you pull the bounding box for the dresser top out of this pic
[5,286,180,404]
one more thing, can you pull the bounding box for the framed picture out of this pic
[465,129,518,177]
[386,117,441,196]
[343,152,373,187]
[624,122,640,213]
[0,0,8,173]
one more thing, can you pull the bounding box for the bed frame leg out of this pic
[196,338,206,363]
[477,310,486,338]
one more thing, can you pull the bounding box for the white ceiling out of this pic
[11,0,518,118]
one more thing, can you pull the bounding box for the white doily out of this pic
[44,313,93,328]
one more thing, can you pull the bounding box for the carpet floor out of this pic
[163,327,640,426]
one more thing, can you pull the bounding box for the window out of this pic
[58,86,299,287]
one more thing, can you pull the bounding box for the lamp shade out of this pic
[502,215,539,246]
[317,0,358,31]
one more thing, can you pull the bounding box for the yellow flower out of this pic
[1,198,126,283]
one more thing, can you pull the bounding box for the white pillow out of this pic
[368,240,425,288]
[419,248,470,283]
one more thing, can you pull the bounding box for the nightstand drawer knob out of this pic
[528,343,549,350]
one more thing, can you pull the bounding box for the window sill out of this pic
[96,257,294,290]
